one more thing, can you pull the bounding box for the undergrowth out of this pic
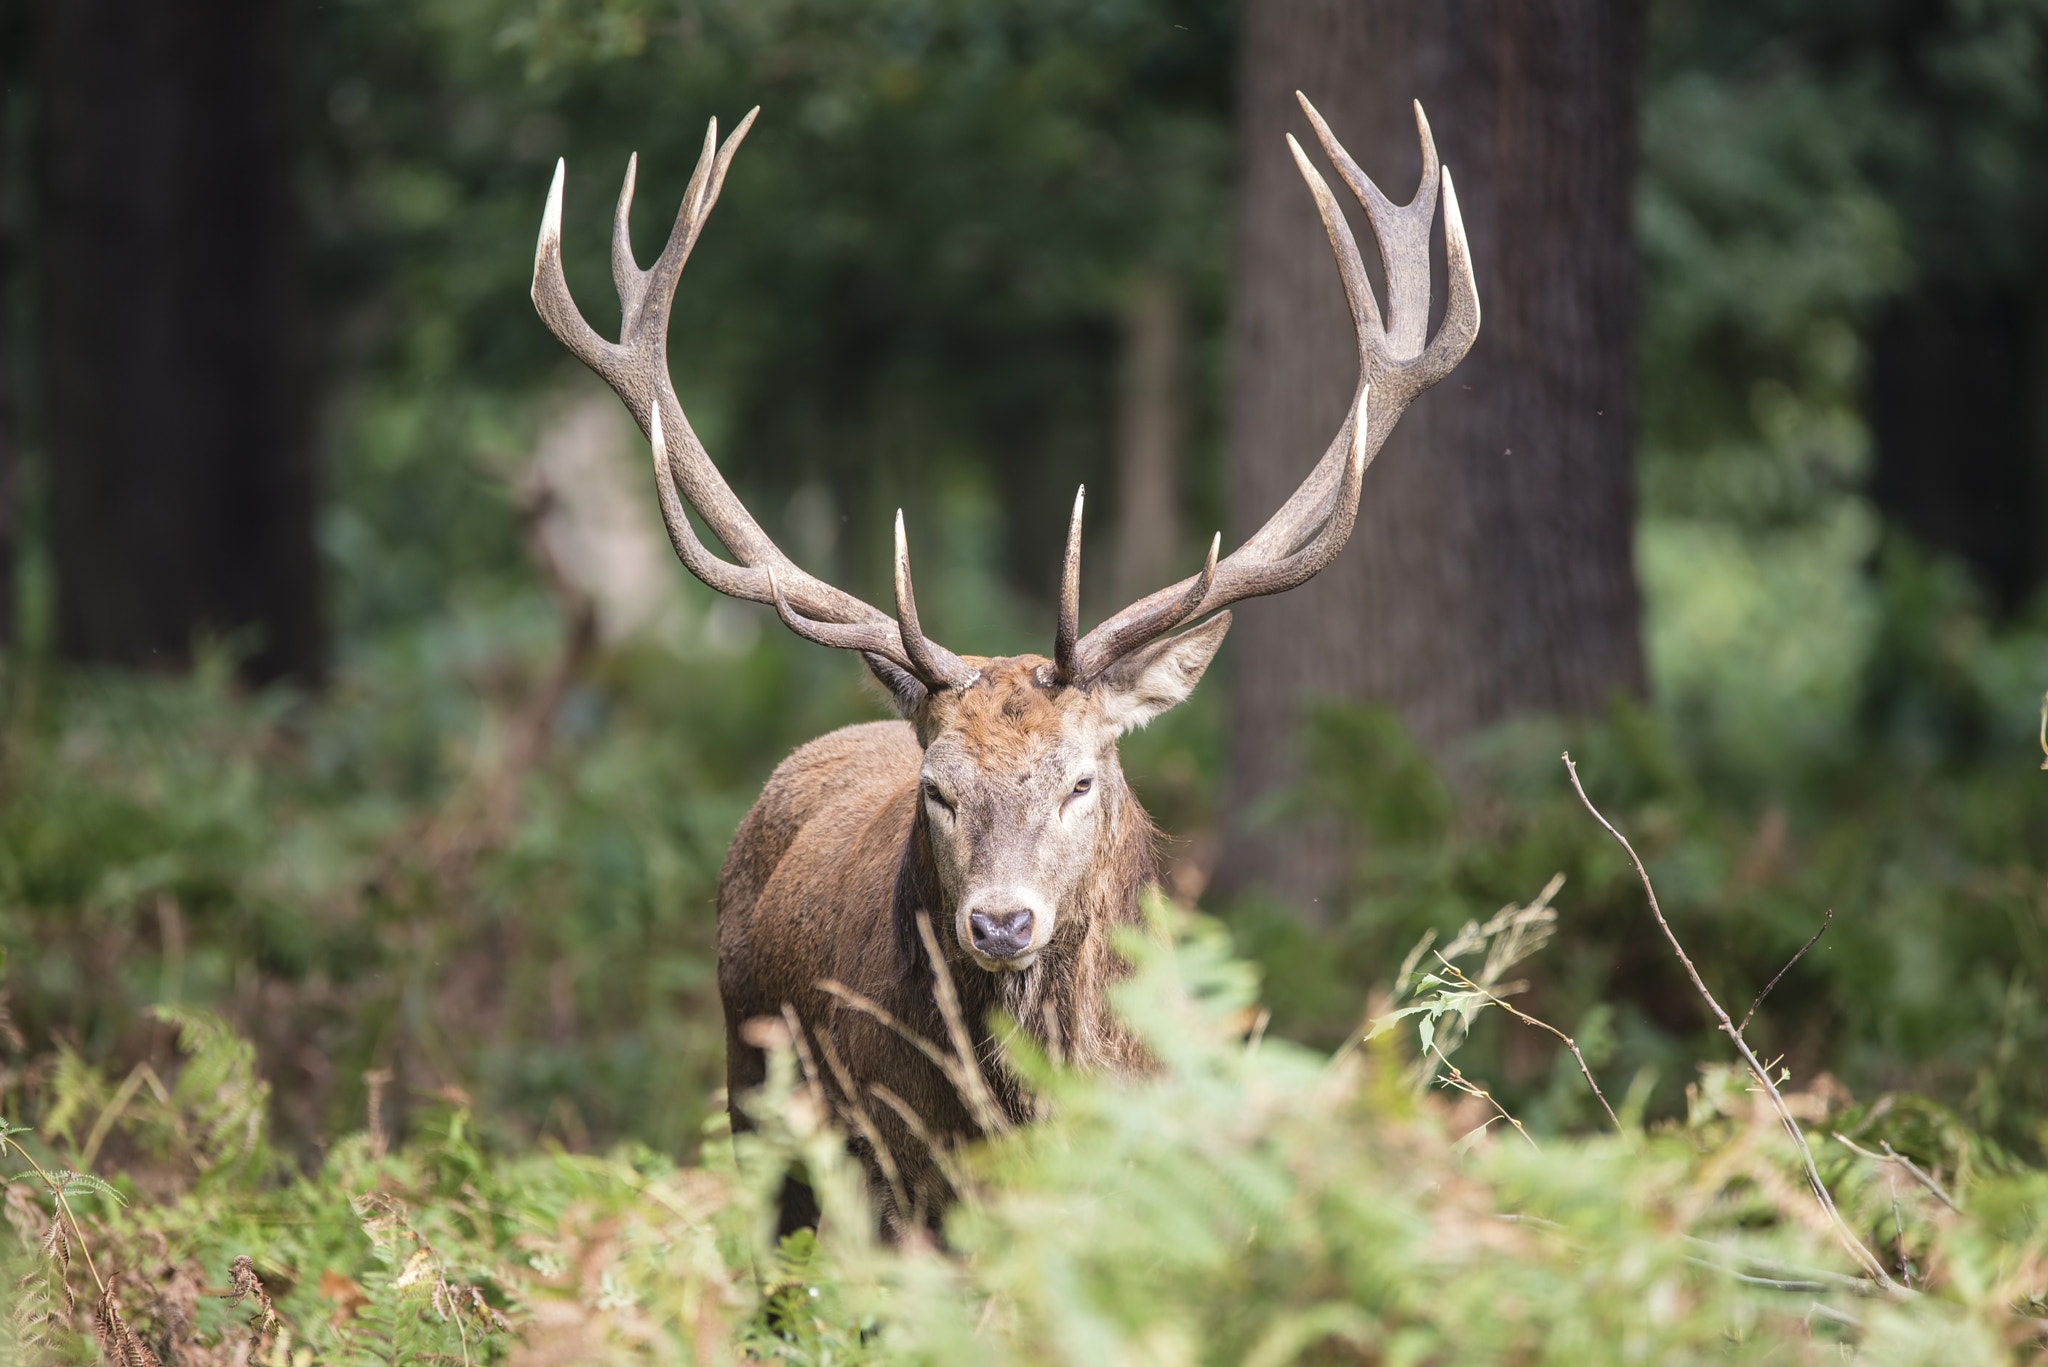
[4,897,2048,1363]
[0,524,2044,1361]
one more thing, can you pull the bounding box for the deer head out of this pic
[532,96,1479,970]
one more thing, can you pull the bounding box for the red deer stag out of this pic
[532,93,1479,1234]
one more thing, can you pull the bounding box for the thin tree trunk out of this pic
[37,0,319,683]
[1112,274,1185,608]
[1217,0,1647,909]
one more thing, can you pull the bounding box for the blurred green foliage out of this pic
[4,0,2048,1355]
[304,0,1233,644]
[0,612,905,1158]
[0,0,2043,1156]
[8,920,2048,1363]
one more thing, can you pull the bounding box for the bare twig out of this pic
[1435,958,1622,1134]
[1246,1007,1271,1056]
[1681,1239,1876,1295]
[1888,1174,1914,1289]
[1562,752,1893,1288]
[1039,999,1065,1068]
[814,1029,912,1223]
[1741,909,1833,1035]
[1430,1044,1536,1151]
[777,1003,825,1099]
[1880,1141,1959,1214]
[818,982,974,1105]
[1831,1132,1961,1213]
[912,912,1008,1135]
[869,1083,974,1208]
[364,1068,393,1160]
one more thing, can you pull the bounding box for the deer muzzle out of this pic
[960,892,1050,969]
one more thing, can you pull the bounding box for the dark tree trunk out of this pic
[1217,0,1647,908]
[0,0,31,654]
[36,0,320,683]
[1868,285,2048,612]
[1112,274,1185,609]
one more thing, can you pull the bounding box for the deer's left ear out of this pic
[862,651,928,719]
[1095,611,1231,734]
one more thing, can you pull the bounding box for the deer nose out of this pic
[968,908,1035,959]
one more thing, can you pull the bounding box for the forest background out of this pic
[1,0,2048,1360]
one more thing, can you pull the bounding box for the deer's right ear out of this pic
[862,652,928,719]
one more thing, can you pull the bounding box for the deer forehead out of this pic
[920,656,1110,776]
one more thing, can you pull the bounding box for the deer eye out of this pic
[1071,777,1093,796]
[922,780,950,809]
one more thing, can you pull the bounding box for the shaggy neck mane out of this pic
[890,784,1157,1116]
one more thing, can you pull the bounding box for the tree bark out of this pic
[1112,274,1186,608]
[36,0,319,683]
[1217,0,1647,908]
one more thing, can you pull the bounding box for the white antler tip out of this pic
[1412,102,1439,167]
[534,160,566,291]
[1284,132,1317,177]
[1293,91,1337,145]
[1350,385,1372,469]
[1441,166,1472,255]
[543,159,565,239]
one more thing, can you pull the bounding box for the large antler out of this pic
[1053,93,1480,684]
[532,113,977,690]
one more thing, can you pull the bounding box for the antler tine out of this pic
[1411,166,1482,391]
[658,413,971,685]
[647,405,753,598]
[1067,97,1480,683]
[1071,531,1220,680]
[1053,487,1084,682]
[894,512,978,688]
[1207,387,1373,600]
[538,114,983,691]
[1287,132,1383,359]
[765,566,920,674]
[533,159,615,377]
[611,152,641,309]
[1296,92,1440,363]
[645,109,755,307]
